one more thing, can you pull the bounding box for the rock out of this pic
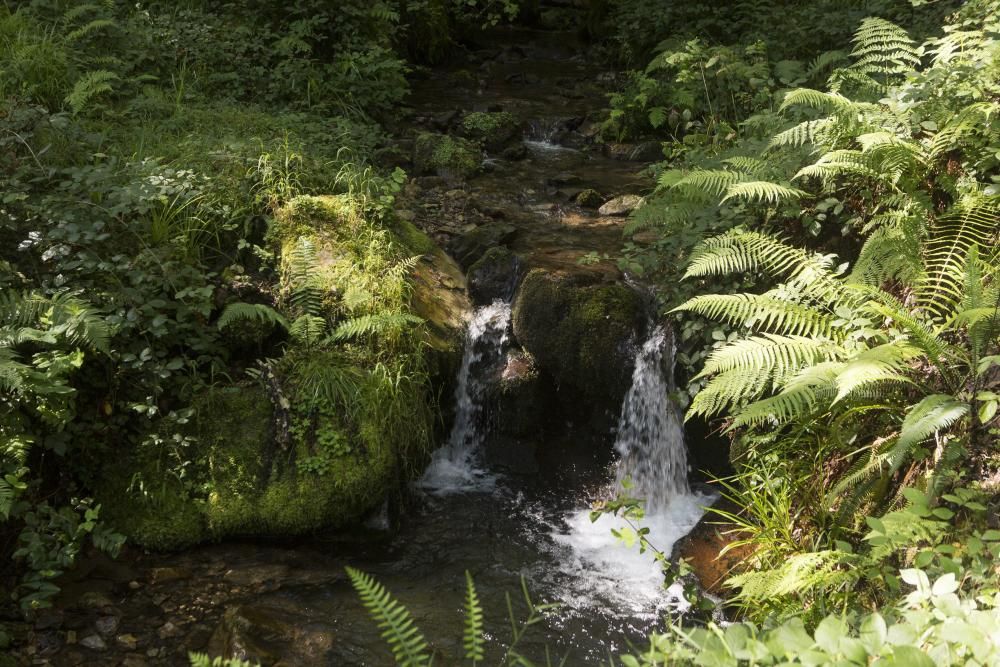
[467,247,525,306]
[672,495,752,595]
[33,610,63,630]
[80,635,106,651]
[97,196,461,550]
[77,592,115,610]
[492,350,549,439]
[207,600,336,665]
[460,111,521,151]
[94,616,119,636]
[222,564,290,587]
[547,172,581,186]
[158,622,180,640]
[116,634,139,650]
[574,189,603,208]
[512,270,644,413]
[121,654,148,667]
[448,222,518,269]
[413,132,481,179]
[149,567,191,584]
[602,141,663,162]
[429,109,458,131]
[598,194,645,217]
[501,143,528,161]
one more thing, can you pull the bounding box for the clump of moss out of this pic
[413,132,481,178]
[460,111,520,150]
[512,269,643,409]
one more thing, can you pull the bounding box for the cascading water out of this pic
[418,300,512,493]
[550,324,710,617]
[613,326,689,508]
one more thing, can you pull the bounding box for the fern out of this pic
[329,313,423,342]
[720,181,806,205]
[346,567,431,667]
[65,70,119,113]
[463,571,485,664]
[678,293,837,338]
[216,303,289,332]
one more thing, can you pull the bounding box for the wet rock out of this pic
[222,564,290,588]
[574,189,603,208]
[512,270,643,414]
[116,633,139,650]
[501,143,528,161]
[157,621,180,640]
[448,222,518,269]
[672,495,752,595]
[491,350,549,440]
[460,111,521,151]
[413,132,481,179]
[547,172,581,186]
[80,634,106,651]
[94,615,119,636]
[598,194,645,217]
[208,600,335,665]
[430,109,458,131]
[121,654,148,667]
[77,591,115,610]
[33,610,63,630]
[150,566,191,584]
[602,141,663,162]
[467,246,524,306]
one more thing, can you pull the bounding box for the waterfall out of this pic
[613,326,689,510]
[418,300,512,493]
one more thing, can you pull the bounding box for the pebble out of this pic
[158,621,180,639]
[95,616,119,636]
[80,634,106,651]
[117,634,139,650]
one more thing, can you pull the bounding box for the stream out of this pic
[31,28,714,667]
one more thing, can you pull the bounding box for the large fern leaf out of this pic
[463,571,485,664]
[346,567,431,667]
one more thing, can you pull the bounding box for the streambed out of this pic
[22,26,714,667]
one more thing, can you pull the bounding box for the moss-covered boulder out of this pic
[413,132,481,179]
[99,195,464,550]
[459,111,521,151]
[512,270,644,412]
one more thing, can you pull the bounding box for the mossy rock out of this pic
[99,377,402,550]
[512,270,643,411]
[459,111,521,151]
[413,132,481,179]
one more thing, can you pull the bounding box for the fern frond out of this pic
[289,314,327,345]
[329,313,423,342]
[463,571,485,664]
[65,70,119,113]
[897,394,969,451]
[346,567,431,667]
[673,169,748,199]
[720,181,806,206]
[778,88,856,113]
[677,294,837,338]
[217,303,289,332]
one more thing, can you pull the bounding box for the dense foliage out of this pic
[3,0,999,664]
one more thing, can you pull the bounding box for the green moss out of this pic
[392,217,437,255]
[413,132,481,178]
[512,270,643,408]
[460,111,520,150]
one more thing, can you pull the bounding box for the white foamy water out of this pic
[418,301,511,494]
[549,325,712,616]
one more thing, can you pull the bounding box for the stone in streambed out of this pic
[598,194,645,217]
[512,270,643,413]
[448,222,517,269]
[460,111,521,151]
[575,189,603,208]
[467,246,525,306]
[413,132,481,179]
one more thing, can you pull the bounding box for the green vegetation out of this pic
[4,0,999,664]
[599,0,1000,662]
